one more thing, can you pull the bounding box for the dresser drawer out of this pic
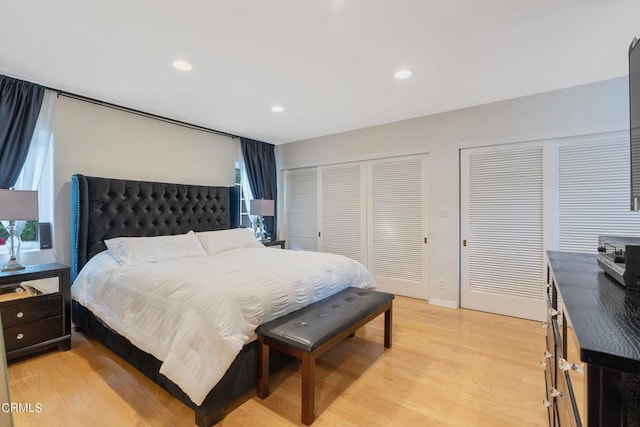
[555,368,582,427]
[3,316,63,351]
[1,295,61,328]
[544,368,553,426]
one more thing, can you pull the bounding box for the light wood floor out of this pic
[7,296,550,426]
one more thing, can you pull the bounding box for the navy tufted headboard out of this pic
[71,174,240,281]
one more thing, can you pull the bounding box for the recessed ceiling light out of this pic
[172,59,192,71]
[394,69,413,80]
[271,105,285,113]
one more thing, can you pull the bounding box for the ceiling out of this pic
[1,1,639,144]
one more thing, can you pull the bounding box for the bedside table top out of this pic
[0,263,69,281]
[261,239,286,248]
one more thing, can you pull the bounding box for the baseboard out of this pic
[428,298,458,309]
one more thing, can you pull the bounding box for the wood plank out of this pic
[7,296,547,426]
[301,352,315,425]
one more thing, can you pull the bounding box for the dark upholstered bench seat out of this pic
[256,287,394,425]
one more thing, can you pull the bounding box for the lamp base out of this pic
[2,258,26,272]
[254,216,266,240]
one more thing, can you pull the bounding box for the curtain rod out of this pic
[55,90,240,140]
[1,72,241,139]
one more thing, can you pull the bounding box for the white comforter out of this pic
[71,247,375,405]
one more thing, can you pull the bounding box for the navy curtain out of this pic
[240,137,277,238]
[0,75,45,189]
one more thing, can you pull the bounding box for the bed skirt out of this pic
[72,300,293,426]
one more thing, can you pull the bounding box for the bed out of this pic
[69,174,374,426]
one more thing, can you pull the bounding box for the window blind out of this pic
[284,168,317,251]
[467,146,544,300]
[320,164,364,263]
[370,157,423,282]
[558,134,640,252]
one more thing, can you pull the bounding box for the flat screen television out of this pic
[630,37,640,210]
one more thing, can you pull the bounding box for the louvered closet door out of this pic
[558,131,640,252]
[284,167,318,251]
[461,144,546,321]
[318,163,366,263]
[368,155,428,299]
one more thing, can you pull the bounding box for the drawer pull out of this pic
[16,311,24,319]
[16,333,24,340]
[541,322,549,329]
[559,358,584,375]
[540,361,549,368]
[543,399,553,408]
[544,350,553,359]
[550,387,563,398]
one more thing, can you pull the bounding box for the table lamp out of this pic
[250,199,274,240]
[0,189,38,272]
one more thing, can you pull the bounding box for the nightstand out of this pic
[261,239,286,249]
[0,263,71,361]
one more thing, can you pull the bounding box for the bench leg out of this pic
[257,335,270,399]
[301,352,316,425]
[384,305,392,348]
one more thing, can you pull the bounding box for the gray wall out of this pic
[6,96,237,268]
[276,77,629,306]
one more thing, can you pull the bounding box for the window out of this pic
[0,222,37,244]
[235,165,252,228]
[0,90,56,253]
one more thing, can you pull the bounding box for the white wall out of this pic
[9,96,237,267]
[276,77,630,306]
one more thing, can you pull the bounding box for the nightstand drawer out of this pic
[1,295,62,328]
[4,316,63,351]
[0,263,70,361]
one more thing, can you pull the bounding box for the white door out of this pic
[461,143,546,321]
[318,163,367,264]
[284,155,429,299]
[368,155,428,299]
[557,132,640,252]
[284,168,317,251]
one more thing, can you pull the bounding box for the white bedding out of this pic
[71,247,375,405]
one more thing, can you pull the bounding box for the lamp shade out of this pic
[250,199,274,217]
[0,190,39,220]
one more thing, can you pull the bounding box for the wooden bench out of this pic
[256,287,394,425]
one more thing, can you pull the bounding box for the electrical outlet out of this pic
[438,279,445,289]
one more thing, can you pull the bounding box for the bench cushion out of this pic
[256,287,394,352]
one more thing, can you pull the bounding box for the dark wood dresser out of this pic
[0,263,71,361]
[546,250,640,427]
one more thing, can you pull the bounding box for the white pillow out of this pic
[105,231,207,265]
[196,228,264,256]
